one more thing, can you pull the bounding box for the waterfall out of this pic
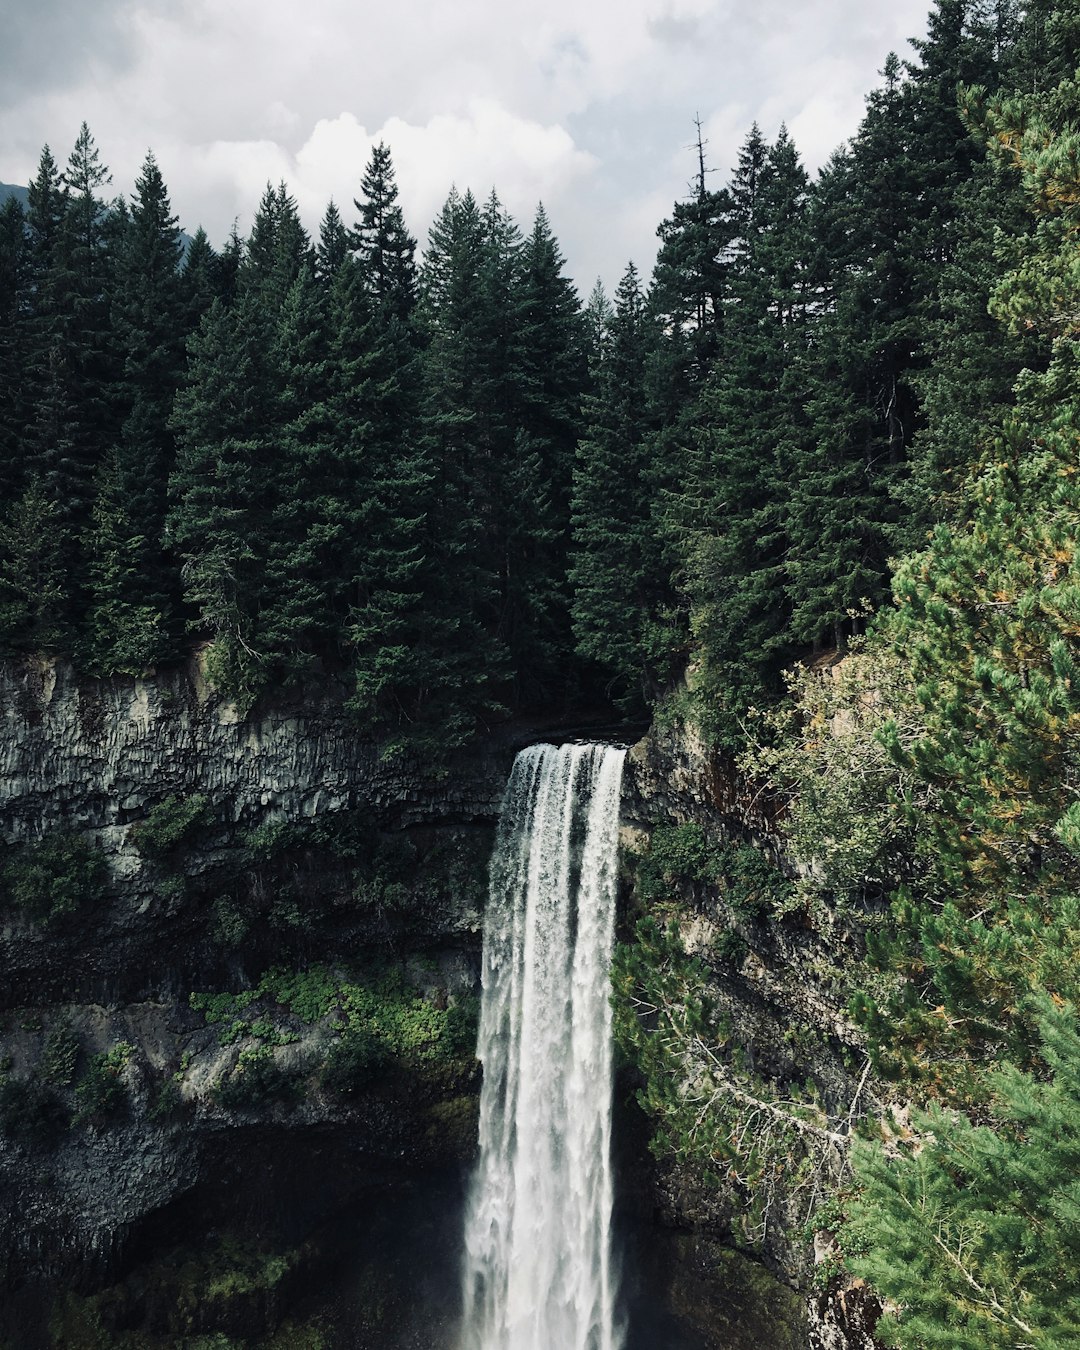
[460,742,626,1350]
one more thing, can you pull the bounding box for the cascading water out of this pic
[460,742,626,1350]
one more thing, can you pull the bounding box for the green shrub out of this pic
[191,962,476,1095]
[0,832,106,924]
[636,823,717,903]
[444,992,480,1057]
[214,1045,299,1109]
[129,793,209,857]
[147,1076,184,1122]
[717,842,792,916]
[636,824,791,916]
[74,1043,134,1125]
[320,1027,389,1096]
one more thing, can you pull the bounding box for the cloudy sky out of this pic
[1,0,930,293]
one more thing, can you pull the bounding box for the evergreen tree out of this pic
[677,127,812,739]
[180,226,220,325]
[852,61,1080,1085]
[417,184,560,722]
[0,480,69,654]
[316,201,349,283]
[850,1001,1080,1348]
[649,117,733,386]
[570,262,658,707]
[0,197,31,502]
[84,152,185,673]
[168,291,279,706]
[351,142,417,315]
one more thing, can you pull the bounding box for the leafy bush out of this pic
[147,1076,185,1122]
[74,1043,134,1125]
[129,793,209,857]
[190,962,476,1092]
[444,992,481,1057]
[636,823,717,903]
[320,1027,389,1096]
[0,832,106,924]
[636,823,791,916]
[718,841,792,917]
[214,1045,299,1109]
[740,641,930,901]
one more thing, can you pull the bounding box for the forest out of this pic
[3,0,1080,1342]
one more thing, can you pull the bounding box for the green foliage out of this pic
[850,1000,1080,1349]
[129,793,209,857]
[320,1025,389,1096]
[635,822,792,916]
[741,639,932,901]
[635,823,719,903]
[0,831,106,924]
[213,1044,299,1109]
[73,1043,133,1126]
[191,962,475,1100]
[147,1074,184,1122]
[613,916,846,1244]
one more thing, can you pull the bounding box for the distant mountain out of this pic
[0,183,30,210]
[0,182,193,254]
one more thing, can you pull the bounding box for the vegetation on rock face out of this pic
[0,831,106,924]
[190,961,478,1106]
[129,793,209,857]
[73,1042,133,1125]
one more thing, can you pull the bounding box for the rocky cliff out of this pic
[0,655,507,1348]
[618,719,885,1350]
[0,657,878,1350]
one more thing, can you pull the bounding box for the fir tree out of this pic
[84,152,185,673]
[570,262,658,707]
[850,1001,1080,1348]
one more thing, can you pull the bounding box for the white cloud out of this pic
[0,0,933,290]
[161,102,596,255]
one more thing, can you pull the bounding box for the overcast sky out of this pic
[0,0,931,293]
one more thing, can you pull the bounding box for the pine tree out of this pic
[316,201,349,283]
[851,62,1080,1082]
[677,127,812,739]
[84,152,185,673]
[0,196,31,502]
[168,292,279,706]
[0,480,69,654]
[649,117,733,386]
[849,1000,1080,1348]
[180,226,220,326]
[351,142,417,316]
[569,262,658,707]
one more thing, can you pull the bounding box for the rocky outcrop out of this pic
[619,717,885,1350]
[0,652,508,879]
[0,656,503,1347]
[0,655,512,1007]
[0,656,881,1348]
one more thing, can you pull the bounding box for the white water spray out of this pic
[460,742,626,1350]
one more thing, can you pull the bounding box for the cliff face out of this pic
[0,655,507,1006]
[618,719,884,1350]
[0,655,506,1348]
